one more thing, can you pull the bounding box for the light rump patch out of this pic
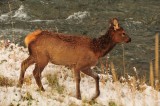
[24,29,42,47]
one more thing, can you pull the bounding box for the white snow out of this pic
[13,5,29,19]
[0,13,10,21]
[0,5,29,22]
[66,11,90,23]
[29,19,55,23]
[0,43,160,106]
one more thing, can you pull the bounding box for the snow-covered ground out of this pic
[0,43,160,106]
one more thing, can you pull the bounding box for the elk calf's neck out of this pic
[18,18,131,100]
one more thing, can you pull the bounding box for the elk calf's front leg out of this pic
[81,68,100,100]
[92,73,100,100]
[74,70,81,99]
[76,77,81,99]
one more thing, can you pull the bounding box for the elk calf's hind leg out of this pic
[18,56,34,87]
[33,64,46,91]
[81,68,100,100]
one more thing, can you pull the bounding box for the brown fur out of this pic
[18,18,131,100]
[25,29,42,47]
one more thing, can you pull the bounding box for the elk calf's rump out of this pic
[18,18,131,100]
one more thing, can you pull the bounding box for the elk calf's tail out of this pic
[24,29,42,47]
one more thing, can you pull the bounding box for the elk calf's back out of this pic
[18,18,131,100]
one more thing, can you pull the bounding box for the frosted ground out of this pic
[0,43,160,106]
[0,3,160,106]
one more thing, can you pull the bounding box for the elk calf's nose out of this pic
[128,38,131,42]
[126,37,131,43]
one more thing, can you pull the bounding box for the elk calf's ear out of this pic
[110,18,120,30]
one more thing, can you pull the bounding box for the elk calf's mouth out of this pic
[126,37,131,43]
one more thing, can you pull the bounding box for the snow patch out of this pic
[0,5,29,22]
[0,43,160,106]
[66,11,90,23]
[13,5,29,19]
[29,19,55,23]
[0,13,10,21]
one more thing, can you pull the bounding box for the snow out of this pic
[0,13,9,21]
[66,11,90,23]
[0,5,29,22]
[13,5,29,19]
[0,43,160,106]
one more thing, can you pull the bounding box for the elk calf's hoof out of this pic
[92,91,100,100]
[40,87,45,91]
[76,95,81,100]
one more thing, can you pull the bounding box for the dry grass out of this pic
[155,33,159,90]
[8,1,15,43]
[109,101,117,106]
[24,75,32,86]
[150,61,154,88]
[82,98,98,106]
[46,73,65,94]
[100,60,105,74]
[122,44,126,76]
[155,33,159,106]
[69,102,79,106]
[0,75,15,87]
[101,33,159,106]
[110,62,117,82]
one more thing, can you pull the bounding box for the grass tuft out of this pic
[109,101,117,106]
[155,33,159,90]
[0,75,15,86]
[110,62,117,82]
[150,61,154,88]
[46,73,65,94]
[69,102,79,106]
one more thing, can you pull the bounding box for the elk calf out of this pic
[18,18,131,100]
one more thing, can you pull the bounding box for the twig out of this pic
[110,62,117,82]
[150,61,154,88]
[155,33,159,90]
[8,1,15,44]
[122,44,126,77]
[100,60,105,74]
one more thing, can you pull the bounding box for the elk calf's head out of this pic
[109,18,131,43]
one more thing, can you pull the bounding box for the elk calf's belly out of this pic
[49,53,78,66]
